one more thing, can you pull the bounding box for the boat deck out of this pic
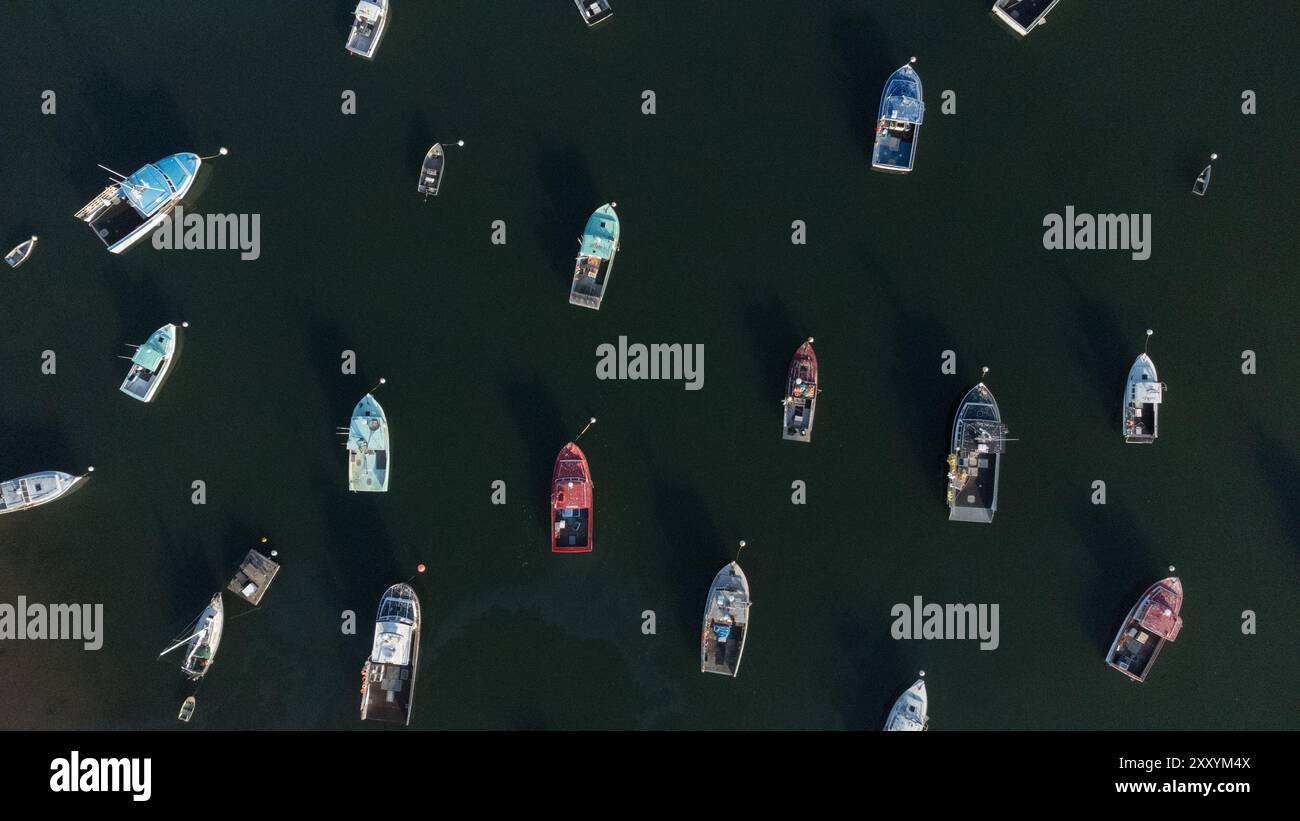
[570,256,609,309]
[360,659,414,724]
[783,398,813,440]
[993,0,1061,35]
[1109,622,1162,681]
[872,122,917,171]
[949,452,999,522]
[576,0,613,26]
[553,507,590,549]
[88,197,148,247]
[701,622,746,676]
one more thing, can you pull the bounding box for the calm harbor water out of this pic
[1,1,1297,730]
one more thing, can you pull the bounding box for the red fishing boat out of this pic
[551,442,593,553]
[782,338,819,442]
[1106,577,1184,683]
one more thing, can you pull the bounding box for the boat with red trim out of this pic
[551,442,593,553]
[782,337,819,442]
[1106,577,1184,683]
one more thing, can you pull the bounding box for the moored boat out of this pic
[700,561,751,677]
[871,60,925,173]
[5,236,37,268]
[177,696,196,723]
[1122,346,1165,444]
[1106,577,1184,683]
[360,582,421,725]
[0,469,90,515]
[884,678,929,731]
[569,203,620,310]
[1192,154,1216,196]
[119,323,179,403]
[782,338,819,442]
[417,143,444,198]
[159,593,224,682]
[991,0,1062,37]
[74,153,201,253]
[551,442,593,553]
[346,393,390,492]
[946,377,1010,523]
[574,0,613,27]
[346,0,388,59]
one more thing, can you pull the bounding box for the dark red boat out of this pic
[1106,577,1184,682]
[782,338,819,442]
[551,442,593,553]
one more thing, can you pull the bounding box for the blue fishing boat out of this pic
[871,60,925,174]
[74,153,201,253]
[569,203,620,310]
[120,323,180,403]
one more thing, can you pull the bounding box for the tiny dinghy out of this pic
[5,236,36,268]
[1192,154,1216,196]
[417,143,444,198]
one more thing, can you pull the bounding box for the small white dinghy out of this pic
[177,696,196,722]
[5,236,37,268]
[1192,154,1216,196]
[883,677,929,731]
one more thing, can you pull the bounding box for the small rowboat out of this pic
[178,696,196,722]
[5,236,37,268]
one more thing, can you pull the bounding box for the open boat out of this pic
[120,323,179,403]
[0,470,90,515]
[1192,165,1212,196]
[1122,352,1165,443]
[701,562,751,677]
[1106,577,1184,683]
[946,381,1009,523]
[360,583,421,725]
[884,678,929,731]
[417,144,444,198]
[551,442,593,553]
[74,153,200,253]
[574,0,613,27]
[569,203,620,310]
[177,696,196,723]
[159,593,224,682]
[871,61,925,173]
[346,393,390,492]
[782,338,819,442]
[346,0,388,59]
[5,236,36,268]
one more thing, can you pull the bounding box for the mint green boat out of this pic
[569,203,620,310]
[347,393,390,492]
[120,323,179,403]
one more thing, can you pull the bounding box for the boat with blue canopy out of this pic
[74,153,200,253]
[871,60,925,173]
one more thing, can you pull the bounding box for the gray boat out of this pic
[945,379,1010,524]
[883,678,929,731]
[871,60,924,173]
[417,143,443,198]
[700,561,751,677]
[1192,154,1216,196]
[574,0,613,27]
[1122,337,1165,443]
[346,0,388,60]
[0,469,90,515]
[360,583,421,725]
[992,0,1062,37]
[4,236,36,268]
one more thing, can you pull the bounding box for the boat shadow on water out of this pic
[1062,278,1130,427]
[312,470,402,608]
[404,112,437,180]
[832,614,910,729]
[650,476,724,653]
[499,371,569,526]
[826,11,895,155]
[305,315,379,426]
[531,137,602,287]
[1069,502,1159,657]
[1253,427,1300,555]
[740,294,806,399]
[97,266,173,336]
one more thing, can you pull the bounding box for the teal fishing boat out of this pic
[569,203,620,310]
[74,153,202,253]
[346,393,390,492]
[120,323,179,403]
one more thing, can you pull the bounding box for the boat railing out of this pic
[74,185,121,221]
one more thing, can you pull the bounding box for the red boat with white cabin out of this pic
[1106,576,1184,683]
[551,442,593,553]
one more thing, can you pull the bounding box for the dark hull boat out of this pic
[574,0,613,27]
[360,583,421,724]
[551,442,593,553]
[946,382,1009,523]
[701,562,751,676]
[992,0,1062,37]
[1106,577,1183,683]
[418,143,444,197]
[782,338,819,442]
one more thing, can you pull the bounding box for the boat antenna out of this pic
[1144,328,1154,354]
[97,163,128,180]
[198,147,229,161]
[735,539,747,561]
[575,417,597,441]
[367,376,387,393]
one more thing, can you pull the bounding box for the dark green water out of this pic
[1,1,1297,730]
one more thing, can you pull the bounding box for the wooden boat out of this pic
[1106,577,1184,683]
[4,236,36,268]
[551,442,594,553]
[417,144,444,198]
[782,338,819,442]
